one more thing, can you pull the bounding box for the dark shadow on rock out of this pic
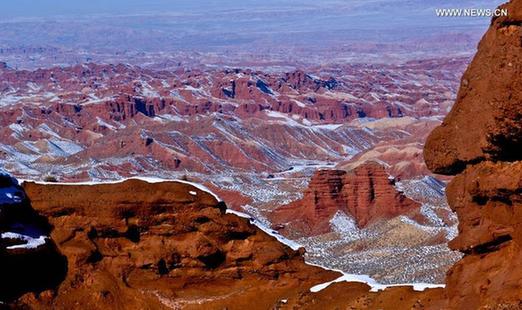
[0,174,68,303]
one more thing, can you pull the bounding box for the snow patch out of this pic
[307,262,445,293]
[0,173,25,205]
[1,232,48,250]
[96,117,117,130]
[140,81,160,97]
[312,124,343,131]
[0,186,25,205]
[291,99,307,108]
[329,211,360,240]
[8,123,26,135]
[49,140,84,156]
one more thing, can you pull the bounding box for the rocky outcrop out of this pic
[272,162,420,236]
[424,1,522,175]
[3,0,522,307]
[11,179,337,309]
[424,0,522,308]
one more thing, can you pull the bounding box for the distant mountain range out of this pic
[0,0,504,69]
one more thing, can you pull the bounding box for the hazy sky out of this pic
[3,0,308,18]
[2,0,506,20]
[0,0,507,61]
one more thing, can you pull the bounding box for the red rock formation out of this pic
[11,179,337,309]
[338,117,447,179]
[272,162,420,235]
[424,1,522,308]
[0,58,465,125]
[2,0,521,307]
[424,2,522,175]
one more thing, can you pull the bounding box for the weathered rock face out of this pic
[424,1,522,175]
[272,162,420,236]
[0,173,67,303]
[13,179,338,309]
[424,1,522,308]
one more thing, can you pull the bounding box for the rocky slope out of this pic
[2,0,521,307]
[424,0,522,308]
[338,116,448,179]
[272,162,420,236]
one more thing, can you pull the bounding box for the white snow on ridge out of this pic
[16,176,446,292]
[307,262,445,293]
[0,94,25,107]
[175,179,222,201]
[140,81,160,97]
[265,110,346,131]
[291,99,307,107]
[25,176,301,251]
[312,124,343,130]
[96,117,117,130]
[22,176,301,252]
[225,209,302,251]
[49,139,84,156]
[8,123,27,136]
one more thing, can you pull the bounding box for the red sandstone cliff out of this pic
[424,0,522,308]
[272,162,420,236]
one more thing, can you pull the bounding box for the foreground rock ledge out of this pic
[5,179,442,309]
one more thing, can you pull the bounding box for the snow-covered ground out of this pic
[0,172,49,251]
[0,185,25,205]
[166,178,448,292]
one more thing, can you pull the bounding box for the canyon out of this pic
[0,0,521,308]
[0,56,466,283]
